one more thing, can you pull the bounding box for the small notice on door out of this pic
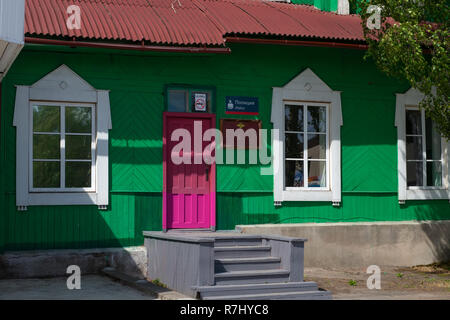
[194,93,207,112]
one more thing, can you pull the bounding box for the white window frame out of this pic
[29,101,96,193]
[13,65,112,210]
[283,101,330,191]
[395,88,449,203]
[271,68,343,205]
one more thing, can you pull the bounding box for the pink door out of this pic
[163,113,216,230]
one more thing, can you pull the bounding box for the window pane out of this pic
[307,106,326,133]
[285,105,303,132]
[66,162,91,188]
[427,162,442,187]
[407,161,423,187]
[66,135,91,160]
[168,90,187,112]
[406,136,423,160]
[307,134,326,159]
[406,109,421,135]
[33,105,60,133]
[33,161,60,188]
[308,161,326,187]
[285,133,304,158]
[285,160,304,187]
[425,117,441,160]
[33,134,60,159]
[66,107,92,133]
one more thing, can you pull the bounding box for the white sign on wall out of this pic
[194,93,207,112]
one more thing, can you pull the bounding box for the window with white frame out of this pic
[395,88,449,202]
[284,103,329,189]
[31,103,96,191]
[271,68,343,205]
[405,107,444,189]
[14,65,112,210]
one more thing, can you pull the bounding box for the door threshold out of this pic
[167,228,215,233]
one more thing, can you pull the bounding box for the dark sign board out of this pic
[225,96,259,115]
[220,119,262,149]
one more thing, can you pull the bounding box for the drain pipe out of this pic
[225,37,368,50]
[24,37,231,54]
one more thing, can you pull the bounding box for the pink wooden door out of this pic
[163,113,216,230]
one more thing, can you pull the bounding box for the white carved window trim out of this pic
[13,65,112,210]
[271,68,343,206]
[395,88,449,203]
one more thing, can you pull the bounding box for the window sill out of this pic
[30,189,96,193]
[404,189,449,201]
[280,190,333,202]
[27,192,99,206]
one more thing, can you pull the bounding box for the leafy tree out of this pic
[351,0,449,139]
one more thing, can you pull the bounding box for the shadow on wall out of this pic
[0,245,147,280]
[411,202,450,263]
[0,193,163,279]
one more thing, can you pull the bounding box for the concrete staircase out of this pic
[194,236,331,300]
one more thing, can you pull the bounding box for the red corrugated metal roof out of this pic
[25,0,365,47]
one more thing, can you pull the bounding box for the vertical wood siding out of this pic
[3,193,162,251]
[216,193,450,231]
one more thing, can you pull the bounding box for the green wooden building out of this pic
[0,0,448,260]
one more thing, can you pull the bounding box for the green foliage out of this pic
[353,0,450,139]
[348,279,358,286]
[151,279,167,288]
[397,272,404,278]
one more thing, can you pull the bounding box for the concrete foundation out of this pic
[236,220,450,268]
[0,246,147,279]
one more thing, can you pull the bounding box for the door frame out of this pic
[162,112,216,231]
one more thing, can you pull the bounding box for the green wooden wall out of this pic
[216,193,449,230]
[292,0,337,12]
[0,43,448,252]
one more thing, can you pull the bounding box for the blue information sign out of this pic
[225,96,259,115]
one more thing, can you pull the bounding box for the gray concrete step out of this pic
[214,236,262,247]
[214,245,271,259]
[202,290,332,300]
[214,269,290,285]
[194,281,319,298]
[215,257,281,272]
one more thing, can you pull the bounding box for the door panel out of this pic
[164,114,215,229]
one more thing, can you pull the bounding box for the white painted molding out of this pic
[0,0,25,80]
[13,85,29,208]
[338,0,350,15]
[29,64,97,102]
[271,68,343,204]
[0,42,23,81]
[0,0,25,45]
[13,65,112,208]
[96,90,112,207]
[395,88,449,202]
